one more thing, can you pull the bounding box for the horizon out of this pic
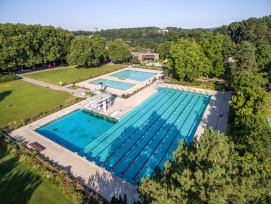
[0,0,270,31]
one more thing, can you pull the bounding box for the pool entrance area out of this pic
[36,88,210,184]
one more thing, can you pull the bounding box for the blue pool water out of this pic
[36,110,115,152]
[111,70,156,81]
[90,78,135,90]
[36,88,210,185]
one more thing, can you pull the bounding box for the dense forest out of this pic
[0,16,271,203]
[73,27,166,50]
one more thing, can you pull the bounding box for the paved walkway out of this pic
[21,76,86,97]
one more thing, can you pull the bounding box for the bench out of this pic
[29,142,46,152]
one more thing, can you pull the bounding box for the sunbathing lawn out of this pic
[0,143,72,204]
[0,80,76,129]
[26,64,125,86]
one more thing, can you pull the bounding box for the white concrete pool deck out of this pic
[10,81,231,203]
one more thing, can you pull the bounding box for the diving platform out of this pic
[82,94,112,112]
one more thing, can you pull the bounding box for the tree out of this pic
[234,41,258,72]
[229,71,268,117]
[231,115,271,174]
[91,34,107,65]
[199,33,225,77]
[66,36,93,67]
[255,42,271,71]
[131,57,140,64]
[139,129,270,203]
[108,38,131,63]
[167,38,211,81]
[157,41,172,60]
[221,35,236,61]
[55,28,74,66]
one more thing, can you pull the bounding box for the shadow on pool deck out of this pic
[199,92,231,134]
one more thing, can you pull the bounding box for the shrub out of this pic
[0,74,21,83]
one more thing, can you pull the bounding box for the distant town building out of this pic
[93,27,98,32]
[132,49,159,63]
[158,27,168,34]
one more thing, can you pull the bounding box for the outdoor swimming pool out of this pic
[111,70,156,81]
[36,88,210,185]
[90,78,135,90]
[36,110,115,152]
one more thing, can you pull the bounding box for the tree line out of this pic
[73,27,167,51]
[0,23,73,72]
[0,24,132,72]
[66,36,131,67]
[158,16,271,84]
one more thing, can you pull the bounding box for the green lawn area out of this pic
[26,64,125,86]
[0,80,76,129]
[0,143,72,204]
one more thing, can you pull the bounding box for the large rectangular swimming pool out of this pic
[111,70,156,81]
[36,88,210,185]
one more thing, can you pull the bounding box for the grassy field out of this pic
[0,143,72,204]
[0,80,76,129]
[26,64,125,86]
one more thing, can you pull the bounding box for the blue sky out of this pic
[0,0,270,31]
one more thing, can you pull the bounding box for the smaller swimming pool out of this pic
[90,78,135,91]
[111,70,156,81]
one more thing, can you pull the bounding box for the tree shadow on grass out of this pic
[0,144,42,203]
[0,90,13,102]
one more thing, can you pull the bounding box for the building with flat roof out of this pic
[132,52,159,63]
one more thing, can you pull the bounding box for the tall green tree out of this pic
[234,41,258,72]
[66,36,93,67]
[91,34,107,65]
[231,115,271,174]
[199,33,224,76]
[108,38,131,63]
[167,38,211,81]
[55,28,74,66]
[256,42,271,71]
[139,129,269,203]
[66,35,107,67]
[157,41,172,60]
[229,71,268,117]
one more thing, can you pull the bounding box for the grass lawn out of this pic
[26,64,125,86]
[0,80,77,129]
[0,143,72,204]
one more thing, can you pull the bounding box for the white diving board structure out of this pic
[82,94,112,112]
